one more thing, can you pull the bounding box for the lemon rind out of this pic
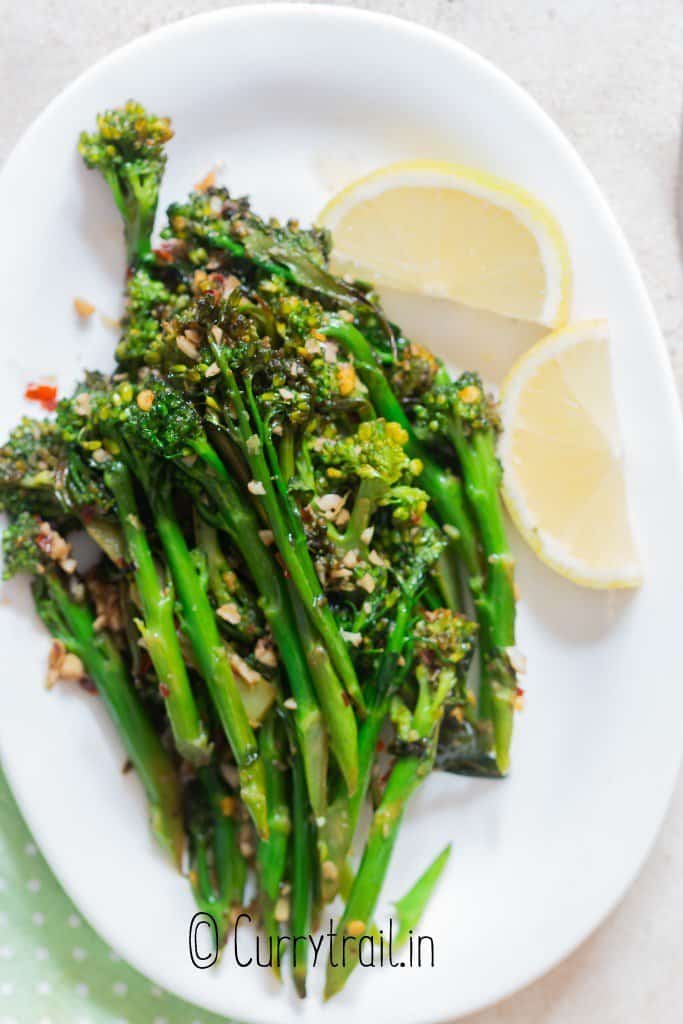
[318,159,572,328]
[498,320,642,589]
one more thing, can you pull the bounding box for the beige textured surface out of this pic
[1,2,682,1022]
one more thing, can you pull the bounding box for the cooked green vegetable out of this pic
[325,611,476,998]
[79,100,173,267]
[3,512,184,865]
[0,100,523,999]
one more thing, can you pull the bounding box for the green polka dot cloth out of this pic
[0,768,233,1024]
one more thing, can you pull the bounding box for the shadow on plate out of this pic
[512,532,637,644]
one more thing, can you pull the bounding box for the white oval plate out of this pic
[1,6,682,1023]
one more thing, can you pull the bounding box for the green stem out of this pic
[291,746,313,998]
[444,408,515,642]
[289,586,358,795]
[324,751,432,1000]
[104,462,209,765]
[325,320,518,772]
[257,712,291,981]
[202,767,243,906]
[190,439,328,817]
[443,397,517,773]
[431,547,462,611]
[323,321,482,577]
[319,598,413,903]
[41,574,183,865]
[213,353,364,710]
[392,844,451,948]
[189,766,244,949]
[148,484,267,836]
[343,477,384,551]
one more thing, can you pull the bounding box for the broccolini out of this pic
[0,101,525,999]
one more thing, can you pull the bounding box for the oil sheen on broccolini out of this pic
[0,102,522,997]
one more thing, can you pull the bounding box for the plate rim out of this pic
[2,4,683,1021]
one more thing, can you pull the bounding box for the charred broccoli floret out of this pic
[164,187,362,307]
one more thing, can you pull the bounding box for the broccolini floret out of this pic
[75,378,268,833]
[116,267,180,369]
[0,100,525,1000]
[413,369,516,772]
[18,383,212,766]
[78,100,173,267]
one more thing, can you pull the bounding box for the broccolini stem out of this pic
[189,834,218,920]
[438,370,517,772]
[418,464,482,578]
[289,586,358,795]
[325,320,518,771]
[352,597,415,806]
[324,751,432,1000]
[104,461,210,765]
[125,170,157,266]
[392,844,452,949]
[95,153,159,267]
[475,607,515,770]
[189,766,244,949]
[257,712,291,980]
[189,439,329,817]
[319,597,414,903]
[432,546,463,611]
[323,321,482,576]
[41,573,184,865]
[201,766,244,908]
[213,352,364,710]
[291,745,313,998]
[343,476,385,552]
[278,425,296,483]
[267,432,357,797]
[148,486,268,837]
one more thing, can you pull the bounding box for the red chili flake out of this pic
[208,273,226,300]
[516,686,525,697]
[153,242,176,264]
[25,383,58,411]
[159,683,171,699]
[375,739,385,753]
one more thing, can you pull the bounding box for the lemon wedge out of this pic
[499,320,641,588]
[318,160,572,327]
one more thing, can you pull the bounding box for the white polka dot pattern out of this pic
[0,770,229,1024]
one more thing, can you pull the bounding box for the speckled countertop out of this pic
[1,3,682,1023]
